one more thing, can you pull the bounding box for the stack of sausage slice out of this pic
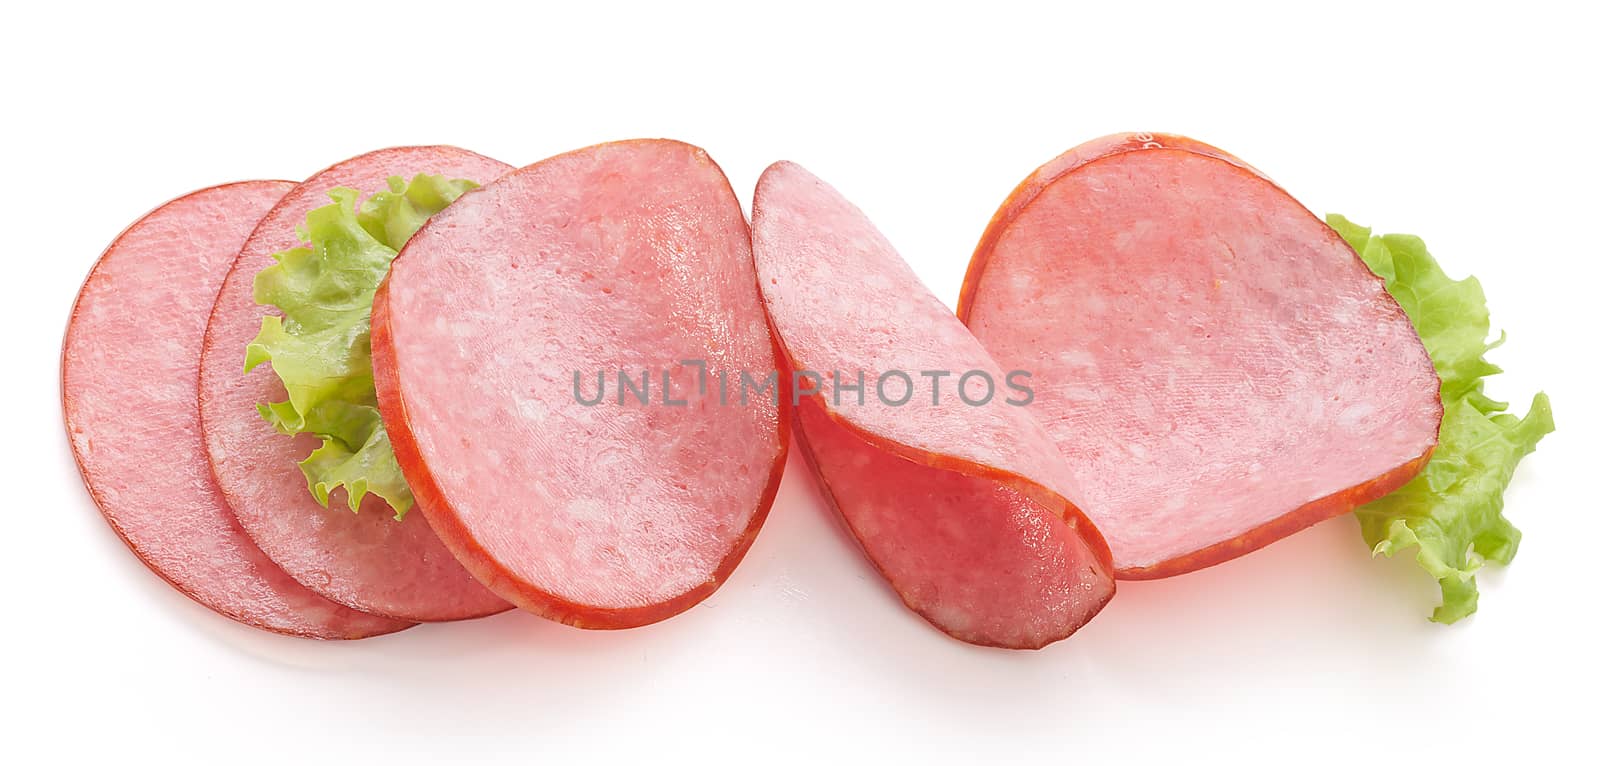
[61,134,1441,648]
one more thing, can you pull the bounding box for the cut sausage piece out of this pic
[62,181,410,639]
[752,161,1114,649]
[372,140,788,629]
[959,133,1443,578]
[199,146,512,622]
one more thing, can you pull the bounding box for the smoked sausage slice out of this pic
[959,134,1442,578]
[752,161,1114,649]
[63,181,411,639]
[199,147,512,622]
[372,140,788,629]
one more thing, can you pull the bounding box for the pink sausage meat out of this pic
[751,162,1115,649]
[63,181,410,639]
[959,134,1442,578]
[373,140,788,629]
[199,147,512,622]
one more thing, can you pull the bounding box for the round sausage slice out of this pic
[63,181,410,639]
[199,147,512,622]
[959,133,1442,578]
[752,161,1115,649]
[373,140,788,629]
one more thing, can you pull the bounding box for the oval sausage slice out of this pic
[63,181,410,639]
[372,139,788,629]
[752,161,1114,649]
[959,133,1442,578]
[199,147,512,622]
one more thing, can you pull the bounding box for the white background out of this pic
[5,2,1594,763]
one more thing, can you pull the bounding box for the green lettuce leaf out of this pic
[1328,214,1554,622]
[245,175,478,519]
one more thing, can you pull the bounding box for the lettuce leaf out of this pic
[245,175,478,519]
[1328,214,1553,622]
